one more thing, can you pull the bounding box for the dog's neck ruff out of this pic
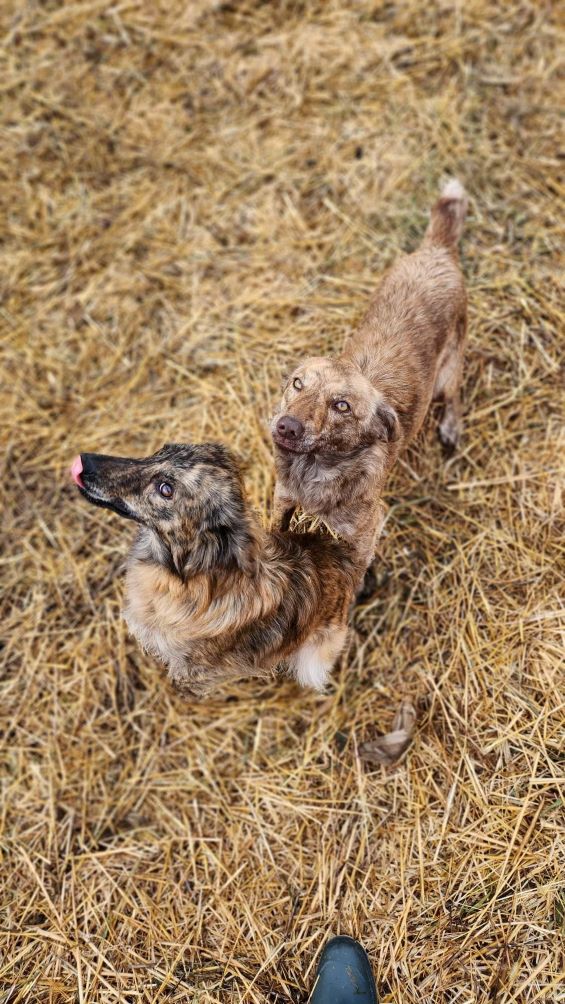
[131,528,178,573]
[278,443,380,488]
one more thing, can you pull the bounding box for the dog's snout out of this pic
[277,415,304,440]
[80,453,100,483]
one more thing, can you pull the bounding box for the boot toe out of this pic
[309,936,378,1004]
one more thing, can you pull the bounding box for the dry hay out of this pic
[1,1,563,1001]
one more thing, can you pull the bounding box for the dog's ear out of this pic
[230,526,259,577]
[175,506,259,579]
[175,523,258,579]
[370,401,400,443]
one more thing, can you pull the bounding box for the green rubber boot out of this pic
[309,936,378,1003]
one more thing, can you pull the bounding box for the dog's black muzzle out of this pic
[77,453,141,521]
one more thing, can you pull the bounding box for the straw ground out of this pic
[1,1,563,1001]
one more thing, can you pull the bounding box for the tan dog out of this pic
[271,180,468,564]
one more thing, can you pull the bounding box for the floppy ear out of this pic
[229,525,259,577]
[370,401,400,443]
[175,522,258,579]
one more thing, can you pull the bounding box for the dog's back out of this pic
[343,180,468,443]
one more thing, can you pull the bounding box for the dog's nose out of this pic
[70,455,83,487]
[277,415,304,440]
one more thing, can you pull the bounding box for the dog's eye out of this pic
[292,377,303,390]
[334,400,350,413]
[159,482,174,498]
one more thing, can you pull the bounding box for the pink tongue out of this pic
[70,455,84,487]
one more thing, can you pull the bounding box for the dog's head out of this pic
[71,443,257,577]
[271,357,399,456]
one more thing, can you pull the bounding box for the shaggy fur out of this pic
[271,180,468,565]
[71,443,364,697]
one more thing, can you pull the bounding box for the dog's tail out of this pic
[423,178,468,251]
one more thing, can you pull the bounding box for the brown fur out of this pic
[72,443,364,698]
[271,180,469,564]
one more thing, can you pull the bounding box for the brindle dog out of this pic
[71,443,364,698]
[271,180,469,565]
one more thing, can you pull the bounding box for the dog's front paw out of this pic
[168,664,213,702]
[170,675,213,702]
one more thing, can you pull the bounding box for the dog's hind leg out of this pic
[291,625,348,692]
[434,311,467,452]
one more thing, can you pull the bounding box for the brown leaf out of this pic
[359,700,416,765]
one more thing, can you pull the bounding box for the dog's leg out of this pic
[434,312,466,452]
[169,658,272,700]
[271,483,296,531]
[168,660,216,700]
[329,499,385,568]
[438,384,462,452]
[291,626,347,692]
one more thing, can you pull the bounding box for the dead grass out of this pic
[1,1,564,1001]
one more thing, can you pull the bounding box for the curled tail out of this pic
[424,178,468,250]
